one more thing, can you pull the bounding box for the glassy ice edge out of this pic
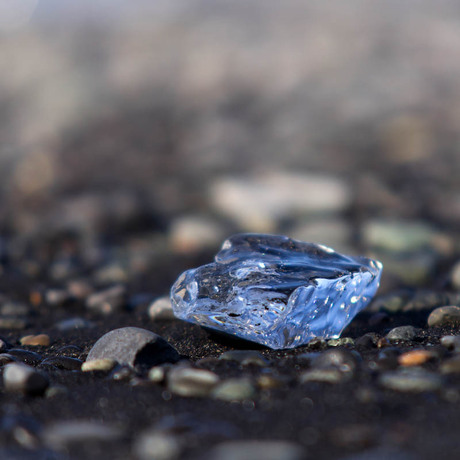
[171,234,383,349]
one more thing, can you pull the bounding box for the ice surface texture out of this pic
[171,234,382,349]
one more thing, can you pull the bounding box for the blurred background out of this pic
[1,0,459,293]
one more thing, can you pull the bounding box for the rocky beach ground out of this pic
[1,1,460,459]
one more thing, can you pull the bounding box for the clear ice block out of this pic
[170,234,382,349]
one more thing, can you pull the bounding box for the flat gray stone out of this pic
[86,327,179,370]
[386,325,420,342]
[427,306,460,327]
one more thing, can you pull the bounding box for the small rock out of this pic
[40,357,83,371]
[379,368,442,392]
[66,279,94,299]
[167,367,219,397]
[440,335,460,352]
[327,337,354,347]
[0,317,28,330]
[0,301,31,316]
[86,285,127,315]
[355,333,378,350]
[81,358,117,372]
[86,327,180,370]
[209,440,304,460]
[148,366,169,383]
[219,350,270,367]
[7,349,43,366]
[306,338,327,350]
[169,215,225,254]
[45,289,72,307]
[398,349,435,367]
[134,431,181,460]
[386,326,420,342]
[427,306,460,327]
[440,356,460,374]
[313,349,361,374]
[20,334,50,347]
[3,363,49,396]
[299,368,345,384]
[43,420,123,448]
[55,317,95,331]
[148,297,175,321]
[211,378,256,401]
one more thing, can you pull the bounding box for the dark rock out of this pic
[86,327,180,370]
[40,357,83,371]
[3,363,49,396]
[355,333,379,350]
[440,335,460,352]
[7,349,43,366]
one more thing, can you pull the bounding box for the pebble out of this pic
[355,333,378,350]
[169,215,225,254]
[20,334,50,347]
[3,363,49,396]
[148,366,169,383]
[55,317,95,331]
[362,219,436,253]
[86,327,180,370]
[379,368,443,392]
[148,296,175,321]
[210,172,351,232]
[81,358,117,372]
[85,285,127,315]
[327,337,354,347]
[386,326,420,342]
[0,317,28,330]
[134,431,181,460]
[43,420,123,448]
[451,260,460,290]
[427,306,460,327]
[45,289,73,307]
[211,378,256,401]
[40,357,83,371]
[7,349,43,366]
[218,350,270,367]
[439,356,460,374]
[300,368,346,384]
[209,440,304,460]
[0,301,31,316]
[440,335,460,352]
[313,349,361,374]
[0,353,17,365]
[167,367,219,397]
[397,349,435,367]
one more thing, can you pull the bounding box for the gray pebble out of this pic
[134,431,181,460]
[209,440,304,460]
[219,350,270,367]
[148,296,175,321]
[440,335,460,352]
[379,368,443,392]
[167,367,219,397]
[211,378,256,401]
[3,363,49,396]
[43,420,123,448]
[355,333,378,349]
[427,306,460,327]
[386,325,420,342]
[86,285,127,315]
[55,317,95,331]
[86,327,179,370]
[313,349,361,374]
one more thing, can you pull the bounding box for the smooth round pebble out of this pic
[86,327,179,370]
[148,296,175,321]
[3,363,49,396]
[134,431,181,460]
[300,368,345,384]
[398,349,435,367]
[386,325,420,342]
[167,367,219,397]
[208,440,304,460]
[7,349,43,366]
[379,369,443,392]
[81,358,117,372]
[20,334,51,347]
[313,349,361,374]
[427,306,460,327]
[211,378,256,401]
[440,335,460,352]
[219,350,270,367]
